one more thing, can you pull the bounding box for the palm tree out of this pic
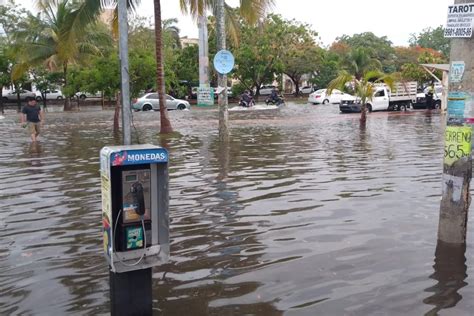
[328,70,394,126]
[180,0,274,140]
[153,0,173,133]
[13,0,109,111]
[342,47,382,80]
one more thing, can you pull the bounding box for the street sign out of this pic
[213,50,234,75]
[197,84,214,106]
[445,3,474,38]
[450,61,466,83]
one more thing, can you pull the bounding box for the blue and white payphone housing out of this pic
[100,144,169,273]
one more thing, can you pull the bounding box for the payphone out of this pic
[100,144,169,273]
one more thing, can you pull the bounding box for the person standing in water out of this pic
[20,98,45,142]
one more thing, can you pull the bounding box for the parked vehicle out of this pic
[308,89,353,104]
[339,82,418,113]
[413,84,443,109]
[132,93,190,111]
[2,89,36,101]
[35,90,64,101]
[299,86,315,94]
[265,95,285,106]
[75,91,102,100]
[259,85,277,95]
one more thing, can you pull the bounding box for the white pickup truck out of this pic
[340,82,417,113]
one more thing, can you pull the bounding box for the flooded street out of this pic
[1,103,473,315]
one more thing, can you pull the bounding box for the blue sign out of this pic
[213,50,235,74]
[448,99,465,118]
[111,148,168,166]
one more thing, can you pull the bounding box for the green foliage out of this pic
[409,26,450,57]
[278,18,321,94]
[232,14,290,95]
[328,69,395,114]
[336,32,396,73]
[310,51,340,89]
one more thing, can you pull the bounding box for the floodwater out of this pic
[0,103,473,315]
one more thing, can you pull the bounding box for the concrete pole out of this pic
[438,0,473,244]
[215,0,229,141]
[198,12,209,86]
[118,0,132,145]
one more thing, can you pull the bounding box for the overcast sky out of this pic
[138,0,453,47]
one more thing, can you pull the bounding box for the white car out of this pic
[75,91,102,100]
[132,93,190,111]
[299,86,315,94]
[259,85,277,95]
[2,89,36,101]
[35,89,64,101]
[308,89,353,104]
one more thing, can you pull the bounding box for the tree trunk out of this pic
[114,91,120,132]
[216,0,229,142]
[360,103,367,127]
[438,0,473,244]
[0,87,3,114]
[153,0,173,134]
[42,91,47,111]
[15,83,21,112]
[63,63,73,111]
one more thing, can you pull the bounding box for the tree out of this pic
[153,0,173,133]
[271,17,321,95]
[328,70,394,126]
[232,14,287,96]
[335,32,396,73]
[31,67,63,109]
[13,0,110,111]
[341,47,382,80]
[310,50,340,89]
[396,47,447,86]
[0,2,31,113]
[410,26,450,57]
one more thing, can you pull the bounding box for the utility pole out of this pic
[118,0,131,145]
[215,0,229,141]
[438,0,473,244]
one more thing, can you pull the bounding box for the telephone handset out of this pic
[130,182,145,216]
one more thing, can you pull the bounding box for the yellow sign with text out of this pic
[444,126,472,165]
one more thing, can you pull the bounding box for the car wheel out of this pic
[36,96,42,101]
[177,104,186,110]
[399,104,407,111]
[143,104,153,111]
[322,99,329,104]
[57,96,63,100]
[434,101,441,109]
[367,104,373,112]
[3,97,8,102]
[79,94,86,100]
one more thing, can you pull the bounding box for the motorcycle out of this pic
[239,99,255,107]
[265,95,285,106]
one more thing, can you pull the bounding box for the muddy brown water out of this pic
[0,104,473,315]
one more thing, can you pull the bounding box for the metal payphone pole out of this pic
[118,0,132,145]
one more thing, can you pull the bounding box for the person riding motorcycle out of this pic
[270,88,280,103]
[240,90,254,107]
[266,88,284,105]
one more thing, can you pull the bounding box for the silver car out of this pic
[132,93,190,111]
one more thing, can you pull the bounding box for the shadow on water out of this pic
[423,241,468,315]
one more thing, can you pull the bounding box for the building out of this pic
[180,36,198,48]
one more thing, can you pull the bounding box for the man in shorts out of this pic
[20,98,45,142]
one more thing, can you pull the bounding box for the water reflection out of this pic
[423,241,468,315]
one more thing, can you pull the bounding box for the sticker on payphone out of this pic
[125,226,144,249]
